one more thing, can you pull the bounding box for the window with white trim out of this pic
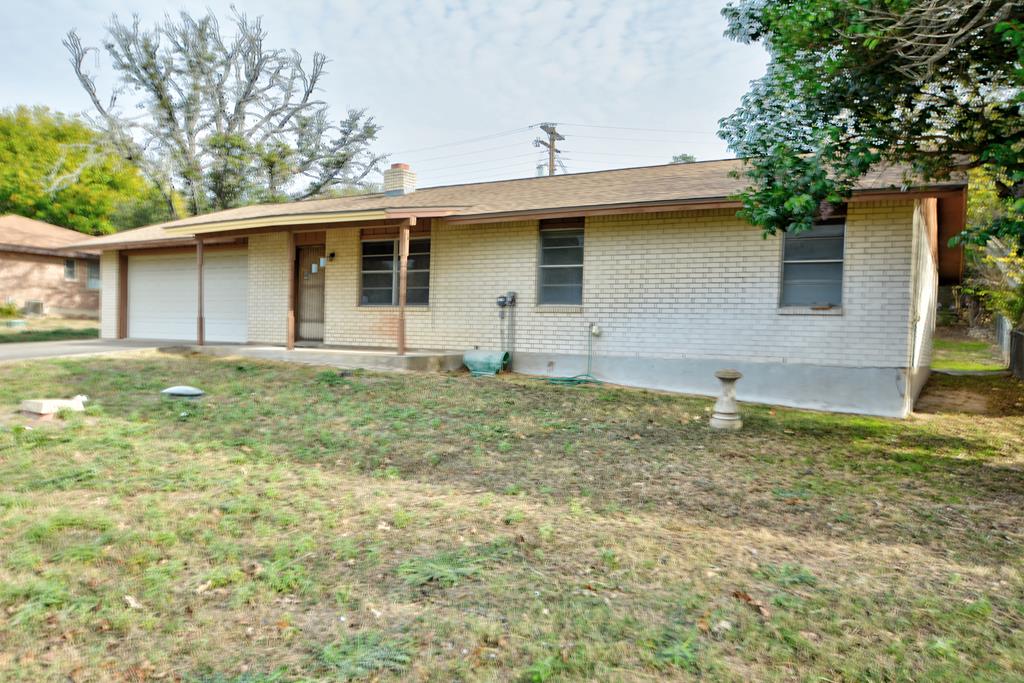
[64,259,77,281]
[86,261,101,290]
[360,238,430,306]
[538,219,584,305]
[780,205,846,308]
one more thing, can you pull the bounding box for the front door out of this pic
[295,245,325,342]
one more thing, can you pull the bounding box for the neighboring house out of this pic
[73,160,966,417]
[0,214,100,317]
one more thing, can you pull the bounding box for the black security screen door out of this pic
[295,245,326,342]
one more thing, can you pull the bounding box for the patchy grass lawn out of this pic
[1,353,1023,682]
[0,318,98,344]
[932,327,1005,372]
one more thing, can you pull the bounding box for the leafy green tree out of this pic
[719,1,1023,246]
[0,106,163,235]
[65,9,384,217]
[962,169,1024,327]
[671,153,697,164]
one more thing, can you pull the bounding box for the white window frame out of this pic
[359,238,430,307]
[64,259,77,281]
[779,212,846,310]
[537,227,584,306]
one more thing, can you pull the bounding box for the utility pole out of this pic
[533,123,564,176]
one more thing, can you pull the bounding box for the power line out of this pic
[556,122,718,135]
[390,125,538,156]
[568,133,722,144]
[417,152,540,174]
[407,142,524,163]
[388,121,717,158]
[564,150,677,159]
[423,164,539,184]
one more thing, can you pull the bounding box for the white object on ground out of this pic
[709,369,743,430]
[20,394,89,415]
[160,385,205,398]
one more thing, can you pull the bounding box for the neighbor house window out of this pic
[780,205,846,308]
[87,261,101,290]
[538,218,584,305]
[360,238,430,306]
[64,259,77,281]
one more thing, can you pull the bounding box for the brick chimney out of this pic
[383,162,416,196]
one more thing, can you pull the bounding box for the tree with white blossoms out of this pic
[718,0,1024,248]
[65,9,384,218]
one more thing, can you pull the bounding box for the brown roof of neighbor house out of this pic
[73,159,968,250]
[0,214,99,258]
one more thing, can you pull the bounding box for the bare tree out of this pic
[65,9,384,218]
[839,0,1014,82]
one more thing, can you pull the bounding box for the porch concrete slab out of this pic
[165,344,466,373]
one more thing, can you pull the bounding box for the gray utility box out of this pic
[1011,330,1024,380]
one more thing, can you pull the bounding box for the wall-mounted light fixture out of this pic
[310,253,336,275]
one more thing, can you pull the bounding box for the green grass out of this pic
[317,632,412,680]
[0,352,1023,681]
[398,549,482,587]
[932,337,1005,372]
[0,326,99,343]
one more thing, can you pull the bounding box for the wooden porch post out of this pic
[396,217,415,355]
[196,238,205,346]
[117,252,128,339]
[286,231,296,350]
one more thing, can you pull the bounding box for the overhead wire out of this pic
[555,122,718,135]
[389,124,538,156]
[394,120,727,184]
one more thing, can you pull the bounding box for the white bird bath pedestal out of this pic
[710,369,743,430]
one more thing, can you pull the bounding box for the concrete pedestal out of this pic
[710,369,743,430]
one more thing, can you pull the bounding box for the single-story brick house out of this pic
[1,214,100,317]
[73,160,966,417]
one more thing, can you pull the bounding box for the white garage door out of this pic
[128,250,248,342]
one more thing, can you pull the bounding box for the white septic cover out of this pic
[161,385,205,397]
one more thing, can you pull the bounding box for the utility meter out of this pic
[496,291,517,308]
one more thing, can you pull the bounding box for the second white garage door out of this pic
[128,250,248,342]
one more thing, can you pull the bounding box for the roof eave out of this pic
[443,184,969,225]
[162,206,462,237]
[0,243,99,259]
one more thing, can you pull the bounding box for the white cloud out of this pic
[0,0,767,185]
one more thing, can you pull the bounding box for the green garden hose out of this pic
[546,323,602,386]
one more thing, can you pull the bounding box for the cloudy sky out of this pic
[0,0,768,187]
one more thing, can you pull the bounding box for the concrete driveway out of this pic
[0,339,161,363]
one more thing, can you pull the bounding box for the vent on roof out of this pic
[383,163,416,196]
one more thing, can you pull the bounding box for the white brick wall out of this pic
[100,250,119,339]
[310,200,917,369]
[907,199,939,405]
[247,232,290,344]
[910,200,938,372]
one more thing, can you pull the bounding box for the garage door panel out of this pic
[128,255,196,341]
[202,253,248,343]
[128,251,247,342]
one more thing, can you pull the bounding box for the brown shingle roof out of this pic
[0,214,99,257]
[75,159,966,249]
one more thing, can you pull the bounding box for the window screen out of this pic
[780,208,845,307]
[538,225,583,305]
[360,238,430,306]
[87,261,101,290]
[64,259,77,281]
